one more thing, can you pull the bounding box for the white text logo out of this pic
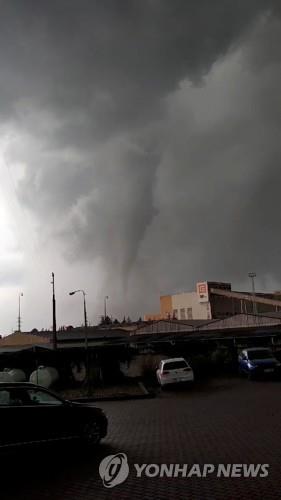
[99,454,269,488]
[99,453,130,488]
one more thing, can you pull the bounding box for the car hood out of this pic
[250,358,278,367]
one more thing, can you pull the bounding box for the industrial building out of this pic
[144,281,281,321]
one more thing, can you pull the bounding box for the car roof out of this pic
[244,347,271,352]
[0,382,40,388]
[162,357,186,363]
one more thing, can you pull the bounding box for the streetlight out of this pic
[248,272,257,314]
[69,289,89,380]
[104,295,109,320]
[18,292,23,332]
[51,273,57,350]
[69,290,88,330]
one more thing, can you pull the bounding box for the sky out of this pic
[0,1,281,332]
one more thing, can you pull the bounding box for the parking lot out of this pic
[1,376,281,500]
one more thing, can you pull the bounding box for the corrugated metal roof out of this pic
[57,328,129,341]
[0,344,52,354]
[132,319,215,335]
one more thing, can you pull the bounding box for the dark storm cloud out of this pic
[130,12,281,301]
[0,259,24,287]
[1,0,281,314]
[0,0,275,133]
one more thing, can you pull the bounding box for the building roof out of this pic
[0,344,52,354]
[56,327,129,341]
[129,314,281,337]
[200,313,281,330]
[259,311,281,319]
[132,319,215,335]
[0,333,49,348]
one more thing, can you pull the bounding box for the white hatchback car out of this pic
[156,357,194,387]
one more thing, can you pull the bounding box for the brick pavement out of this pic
[1,377,281,500]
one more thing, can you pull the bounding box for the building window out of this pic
[173,309,178,319]
[180,308,186,319]
[187,307,193,319]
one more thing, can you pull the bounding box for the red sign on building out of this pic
[197,282,209,302]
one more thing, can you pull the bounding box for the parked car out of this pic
[0,382,107,449]
[156,357,194,387]
[238,347,281,379]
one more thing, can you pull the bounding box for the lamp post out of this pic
[104,295,109,320]
[248,272,257,314]
[51,273,57,350]
[69,290,89,378]
[18,293,23,332]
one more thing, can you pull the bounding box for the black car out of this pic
[0,382,108,449]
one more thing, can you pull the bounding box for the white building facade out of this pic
[171,290,212,320]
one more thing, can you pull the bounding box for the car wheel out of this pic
[82,420,102,446]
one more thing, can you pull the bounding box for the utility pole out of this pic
[104,295,109,320]
[51,272,57,349]
[82,292,89,386]
[69,289,89,382]
[18,293,23,332]
[83,292,88,331]
[248,272,257,314]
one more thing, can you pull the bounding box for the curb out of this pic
[70,392,155,403]
[68,382,156,403]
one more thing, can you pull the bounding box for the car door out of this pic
[25,388,77,443]
[0,387,35,447]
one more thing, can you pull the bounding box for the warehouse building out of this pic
[145,281,281,321]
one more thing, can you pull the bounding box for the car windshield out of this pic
[27,389,63,406]
[247,350,273,360]
[163,361,188,370]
